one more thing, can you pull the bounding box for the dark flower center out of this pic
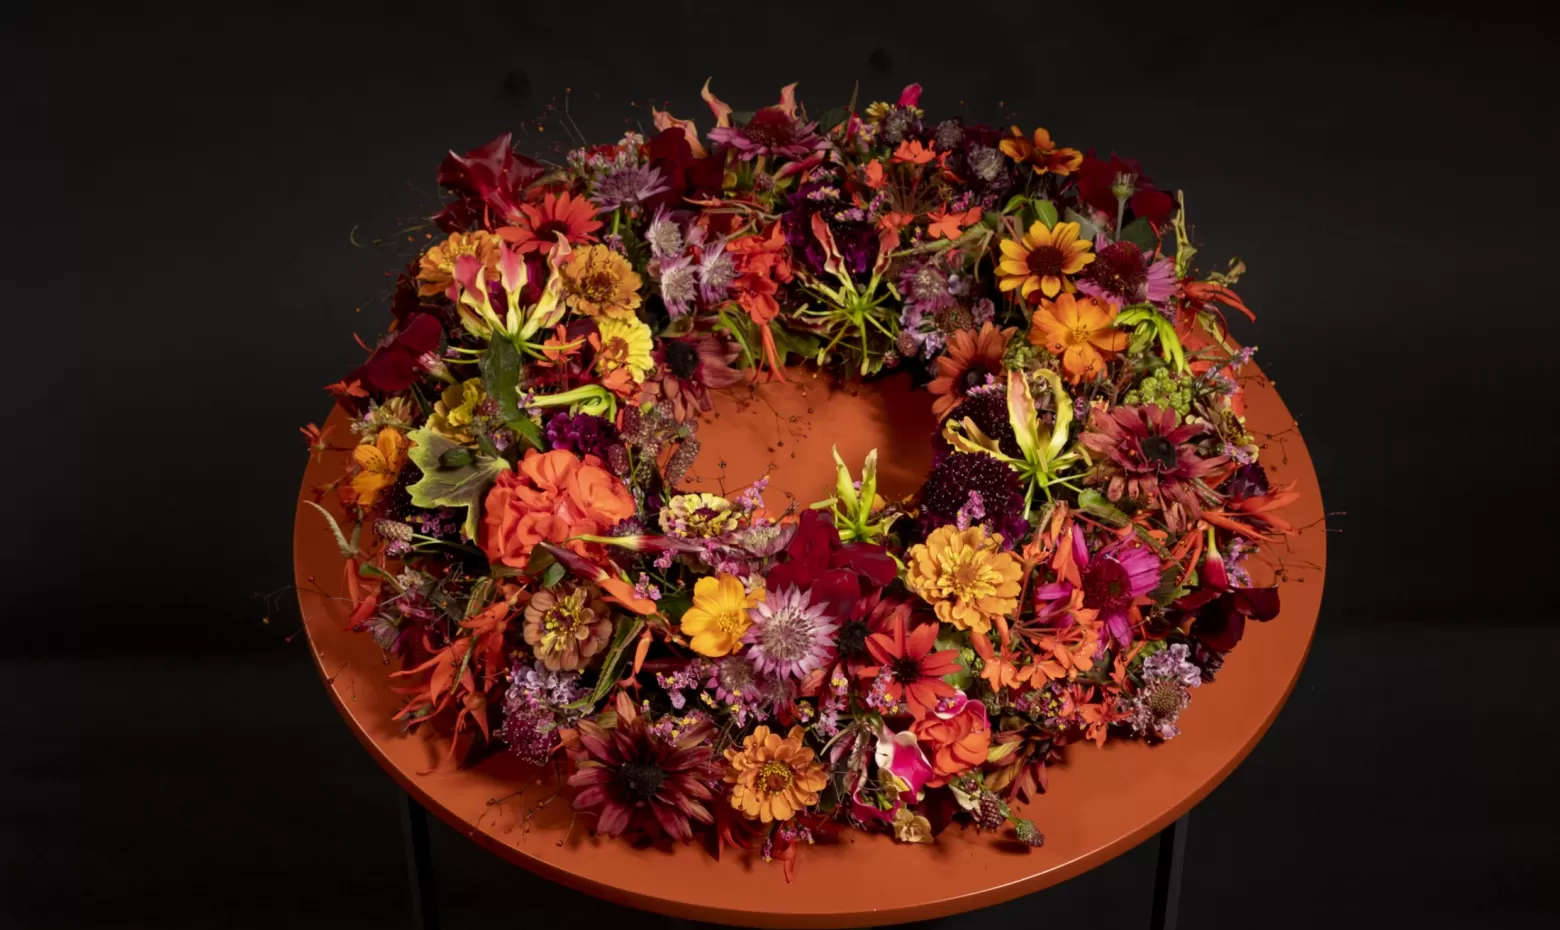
[533,219,570,240]
[836,620,870,658]
[1081,558,1133,611]
[742,109,796,147]
[1147,679,1181,717]
[1084,243,1147,297]
[664,339,701,380]
[579,271,616,303]
[1139,435,1178,471]
[616,761,666,803]
[1026,245,1065,277]
[962,362,997,391]
[890,656,924,684]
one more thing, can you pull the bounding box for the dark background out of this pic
[3,2,1556,927]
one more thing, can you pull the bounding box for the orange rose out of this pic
[481,449,636,568]
[911,694,991,787]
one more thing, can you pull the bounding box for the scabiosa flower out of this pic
[917,452,1028,546]
[743,586,838,680]
[938,393,1022,461]
[1076,237,1176,306]
[1080,404,1229,526]
[1127,643,1202,741]
[567,706,721,842]
[590,163,670,213]
[543,412,620,461]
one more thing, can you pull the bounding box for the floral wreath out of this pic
[303,81,1297,876]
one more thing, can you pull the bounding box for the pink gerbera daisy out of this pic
[743,586,838,680]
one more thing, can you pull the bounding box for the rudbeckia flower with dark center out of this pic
[567,700,720,843]
[709,107,826,162]
[1080,404,1228,527]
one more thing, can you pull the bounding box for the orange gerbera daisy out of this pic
[558,244,643,319]
[416,230,501,297]
[1028,293,1128,382]
[724,725,828,823]
[998,126,1083,177]
[497,190,603,254]
[997,221,1094,301]
[926,322,1015,418]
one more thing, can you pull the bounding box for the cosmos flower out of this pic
[522,585,612,672]
[904,525,1023,635]
[926,323,1015,418]
[1076,238,1177,306]
[559,244,643,319]
[497,190,604,254]
[742,585,838,680]
[723,725,829,822]
[860,611,960,718]
[997,221,1095,301]
[567,700,720,842]
[1028,293,1128,382]
[679,573,760,658]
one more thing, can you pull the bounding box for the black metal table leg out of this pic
[400,792,439,930]
[1149,812,1189,930]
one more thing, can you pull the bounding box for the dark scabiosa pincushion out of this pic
[917,452,1030,546]
[932,392,1023,466]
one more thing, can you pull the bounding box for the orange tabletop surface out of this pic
[294,364,1326,928]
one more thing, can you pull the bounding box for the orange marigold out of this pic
[724,725,828,823]
[905,525,1023,635]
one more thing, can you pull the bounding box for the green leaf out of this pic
[657,592,693,623]
[1032,199,1059,229]
[439,447,475,469]
[1064,208,1100,242]
[405,427,509,539]
[1119,216,1159,253]
[1077,488,1131,527]
[935,631,974,691]
[817,106,850,132]
[541,561,566,589]
[479,336,523,422]
[1001,194,1028,215]
[769,321,821,363]
[304,501,358,558]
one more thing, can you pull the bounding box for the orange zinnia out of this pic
[1028,293,1127,382]
[724,725,828,823]
[997,221,1094,301]
[998,126,1083,177]
[416,230,501,297]
[926,322,1015,418]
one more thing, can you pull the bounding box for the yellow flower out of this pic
[905,525,1023,635]
[416,230,501,297]
[349,428,407,508]
[1028,293,1128,383]
[593,316,654,383]
[680,573,759,657]
[559,244,642,319]
[427,378,486,441]
[893,805,934,844]
[724,725,829,823]
[997,221,1094,301]
[660,492,740,539]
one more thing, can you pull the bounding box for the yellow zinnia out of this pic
[427,378,485,441]
[560,244,642,319]
[997,220,1094,301]
[680,573,760,657]
[593,316,654,383]
[905,525,1023,635]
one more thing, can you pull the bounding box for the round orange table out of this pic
[294,365,1325,928]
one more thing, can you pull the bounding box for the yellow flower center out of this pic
[937,545,1001,602]
[1069,320,1094,345]
[714,609,748,636]
[756,761,794,796]
[540,592,589,653]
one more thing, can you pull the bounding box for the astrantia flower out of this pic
[860,611,960,718]
[917,452,1027,546]
[708,655,763,705]
[708,108,826,162]
[645,208,684,259]
[724,725,829,822]
[590,164,670,213]
[905,525,1023,635]
[660,492,740,539]
[568,704,720,842]
[592,315,654,383]
[997,221,1094,301]
[417,230,501,297]
[559,244,643,319]
[927,323,1015,418]
[680,573,760,657]
[1076,238,1176,306]
[497,190,604,254]
[1028,293,1127,382]
[522,585,611,672]
[742,586,838,680]
[1080,404,1228,525]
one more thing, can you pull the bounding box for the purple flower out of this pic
[544,412,619,460]
[1034,528,1162,646]
[1127,643,1202,741]
[1077,237,1177,306]
[707,107,826,162]
[591,163,670,212]
[743,586,838,681]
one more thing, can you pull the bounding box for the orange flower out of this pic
[480,449,635,568]
[911,696,991,787]
[892,139,942,166]
[997,220,1094,301]
[926,322,1015,419]
[416,230,501,297]
[349,428,406,507]
[1028,293,1128,382]
[724,725,829,823]
[926,205,982,240]
[558,244,642,320]
[496,190,603,254]
[998,126,1083,177]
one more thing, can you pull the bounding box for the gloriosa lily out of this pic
[525,383,616,419]
[452,239,569,350]
[1115,303,1188,373]
[812,446,901,543]
[943,368,1081,514]
[794,214,903,375]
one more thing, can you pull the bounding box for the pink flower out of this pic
[874,726,934,802]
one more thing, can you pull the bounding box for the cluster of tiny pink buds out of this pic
[633,573,662,602]
[865,670,898,713]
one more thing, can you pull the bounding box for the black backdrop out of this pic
[3,2,1556,927]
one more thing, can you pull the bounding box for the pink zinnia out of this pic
[743,586,838,680]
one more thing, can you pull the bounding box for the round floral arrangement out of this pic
[302,81,1296,876]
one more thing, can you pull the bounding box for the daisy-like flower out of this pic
[742,586,838,680]
[590,164,670,213]
[1080,404,1228,526]
[926,323,1015,418]
[998,126,1083,177]
[997,221,1094,301]
[350,428,407,508]
[860,611,960,718]
[1028,293,1128,382]
[679,574,760,658]
[1076,238,1177,306]
[1034,528,1162,646]
[497,190,604,254]
[567,704,720,842]
[723,725,829,822]
[905,525,1023,635]
[522,585,611,672]
[642,332,743,423]
[708,108,826,162]
[592,315,654,383]
[416,230,501,297]
[559,244,643,319]
[656,254,699,317]
[660,492,740,539]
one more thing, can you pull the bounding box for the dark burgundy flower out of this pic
[643,128,725,214]
[433,133,545,232]
[934,393,1022,463]
[781,172,880,278]
[1170,549,1279,652]
[1074,152,1175,226]
[1080,404,1227,527]
[767,510,897,614]
[567,704,720,843]
[341,313,442,407]
[643,331,743,423]
[917,452,1028,546]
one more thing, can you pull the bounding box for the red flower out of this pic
[644,127,725,214]
[1170,545,1279,652]
[497,190,603,254]
[861,612,961,719]
[433,133,545,232]
[1075,152,1175,226]
[340,312,442,411]
[767,510,898,615]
